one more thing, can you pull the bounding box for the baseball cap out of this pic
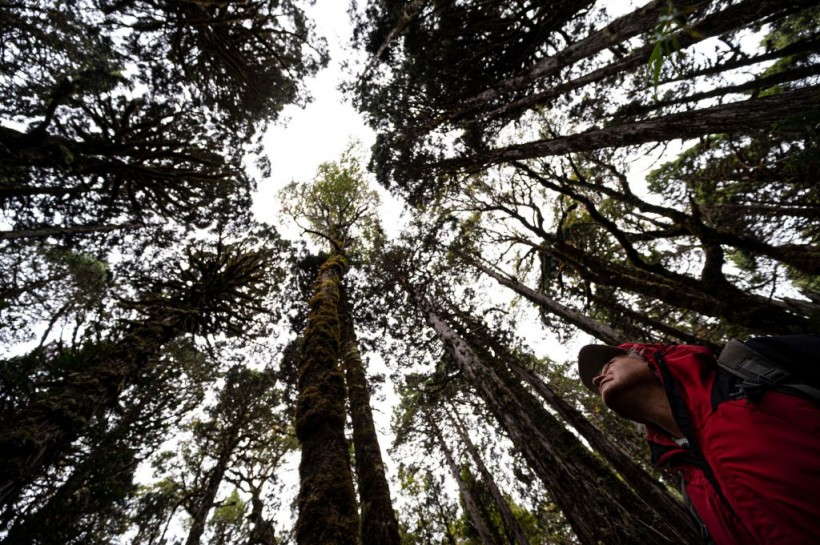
[578,344,628,392]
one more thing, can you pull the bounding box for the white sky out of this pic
[251,0,410,242]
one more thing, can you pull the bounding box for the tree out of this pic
[395,465,460,545]
[180,367,281,545]
[0,239,277,508]
[353,0,820,343]
[280,148,395,545]
[395,266,697,544]
[0,337,213,544]
[446,408,531,545]
[426,411,499,545]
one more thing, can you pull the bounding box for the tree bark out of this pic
[447,409,531,545]
[294,254,360,545]
[426,412,497,545]
[409,285,694,544]
[338,287,401,545]
[439,85,820,173]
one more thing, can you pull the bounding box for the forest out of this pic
[0,0,818,544]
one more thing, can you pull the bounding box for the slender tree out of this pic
[453,310,695,538]
[425,411,497,545]
[399,274,697,544]
[447,408,531,545]
[181,367,280,545]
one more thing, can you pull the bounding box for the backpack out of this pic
[717,335,820,403]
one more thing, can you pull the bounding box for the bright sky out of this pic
[251,0,411,242]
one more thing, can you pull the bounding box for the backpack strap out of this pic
[718,340,820,402]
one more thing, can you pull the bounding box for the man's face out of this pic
[592,354,657,410]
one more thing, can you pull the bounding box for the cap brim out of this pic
[578,345,628,392]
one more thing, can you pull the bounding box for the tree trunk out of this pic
[440,85,820,172]
[0,221,145,241]
[479,0,812,125]
[294,254,360,545]
[426,412,497,545]
[338,287,401,545]
[409,286,693,544]
[184,422,244,545]
[463,254,623,344]
[447,409,531,545]
[421,0,711,129]
[504,358,697,539]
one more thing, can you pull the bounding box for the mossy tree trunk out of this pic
[339,286,401,545]
[294,254,360,545]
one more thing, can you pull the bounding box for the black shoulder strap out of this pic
[719,339,820,402]
[745,335,820,382]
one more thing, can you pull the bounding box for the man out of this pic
[577,341,820,545]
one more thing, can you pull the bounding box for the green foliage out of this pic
[280,142,382,255]
[646,1,701,91]
[211,489,246,526]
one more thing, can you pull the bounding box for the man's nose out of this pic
[591,373,604,391]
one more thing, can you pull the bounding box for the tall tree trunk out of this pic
[294,254,360,545]
[426,412,497,545]
[0,319,178,508]
[0,221,145,240]
[447,409,531,545]
[500,355,696,539]
[417,0,711,130]
[439,85,820,172]
[339,287,401,545]
[477,0,812,125]
[462,254,623,344]
[408,285,693,544]
[184,419,245,545]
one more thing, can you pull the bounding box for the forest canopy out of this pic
[1,0,818,544]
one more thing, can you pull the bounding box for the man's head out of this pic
[578,344,661,421]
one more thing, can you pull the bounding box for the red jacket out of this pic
[619,343,820,545]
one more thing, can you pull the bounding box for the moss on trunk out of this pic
[295,254,360,545]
